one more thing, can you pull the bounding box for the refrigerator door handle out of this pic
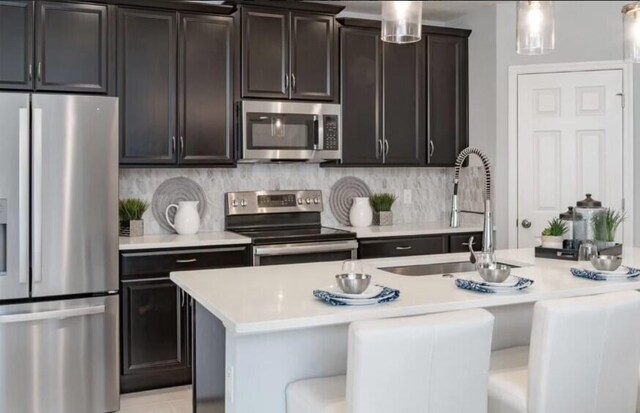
[0,305,105,324]
[18,108,29,284]
[32,108,43,283]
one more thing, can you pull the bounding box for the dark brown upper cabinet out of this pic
[240,6,336,101]
[339,24,424,166]
[118,8,177,165]
[426,30,470,166]
[0,1,34,90]
[36,1,108,92]
[118,8,235,167]
[0,1,111,93]
[178,13,234,165]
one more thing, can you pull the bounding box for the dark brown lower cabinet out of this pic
[119,245,248,393]
[358,232,483,259]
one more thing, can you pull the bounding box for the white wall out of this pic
[456,1,630,248]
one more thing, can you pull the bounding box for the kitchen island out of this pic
[171,248,640,413]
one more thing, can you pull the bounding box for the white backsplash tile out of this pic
[119,165,485,234]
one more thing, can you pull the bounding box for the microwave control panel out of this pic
[323,115,339,150]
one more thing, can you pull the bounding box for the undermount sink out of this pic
[380,261,519,277]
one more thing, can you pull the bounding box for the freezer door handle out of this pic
[0,305,105,324]
[32,108,43,283]
[18,108,29,284]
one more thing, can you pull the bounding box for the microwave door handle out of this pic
[313,116,323,151]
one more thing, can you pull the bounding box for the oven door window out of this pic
[246,113,316,150]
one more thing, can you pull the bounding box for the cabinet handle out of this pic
[291,73,296,92]
[180,136,185,156]
[429,140,435,158]
[461,242,476,246]
[172,136,176,154]
[37,62,42,82]
[176,258,197,264]
[384,139,389,156]
[284,74,289,92]
[180,289,185,307]
[377,139,383,159]
[28,64,32,82]
[395,245,413,251]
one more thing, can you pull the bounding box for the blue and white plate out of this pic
[455,275,534,294]
[313,285,400,306]
[323,284,385,299]
[570,266,640,281]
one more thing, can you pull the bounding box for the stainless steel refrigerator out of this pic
[0,93,119,413]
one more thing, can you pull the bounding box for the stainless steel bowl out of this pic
[477,263,511,283]
[590,255,623,271]
[335,273,371,294]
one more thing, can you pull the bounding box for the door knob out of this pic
[521,219,532,228]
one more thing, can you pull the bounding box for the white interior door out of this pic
[517,69,624,247]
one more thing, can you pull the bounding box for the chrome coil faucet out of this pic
[450,147,494,254]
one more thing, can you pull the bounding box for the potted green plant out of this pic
[119,198,149,237]
[541,217,567,249]
[592,208,626,248]
[369,193,397,226]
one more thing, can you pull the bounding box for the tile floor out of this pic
[118,385,223,413]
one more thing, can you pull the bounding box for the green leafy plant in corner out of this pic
[119,198,149,222]
[541,217,568,237]
[592,208,626,242]
[369,193,397,212]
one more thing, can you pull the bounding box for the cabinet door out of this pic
[426,34,468,166]
[290,12,334,101]
[35,1,107,92]
[381,40,425,165]
[339,27,381,165]
[359,235,448,259]
[449,232,483,253]
[178,13,234,165]
[118,8,177,165]
[0,1,33,90]
[241,7,288,99]
[121,279,187,379]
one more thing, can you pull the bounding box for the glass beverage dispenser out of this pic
[573,194,605,247]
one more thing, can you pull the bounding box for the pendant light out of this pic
[623,2,640,62]
[381,1,423,44]
[516,1,555,55]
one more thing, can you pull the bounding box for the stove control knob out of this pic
[231,199,238,208]
[313,197,319,204]
[305,198,311,205]
[240,199,248,207]
[297,198,303,205]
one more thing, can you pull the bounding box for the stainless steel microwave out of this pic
[238,100,341,162]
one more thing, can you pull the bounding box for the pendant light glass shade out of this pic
[516,1,555,55]
[381,1,422,44]
[623,2,640,62]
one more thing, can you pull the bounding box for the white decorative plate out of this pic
[323,285,384,299]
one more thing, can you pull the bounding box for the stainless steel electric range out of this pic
[225,190,358,266]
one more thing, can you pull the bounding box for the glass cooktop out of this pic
[232,226,356,245]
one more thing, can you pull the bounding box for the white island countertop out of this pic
[119,231,251,251]
[334,221,484,238]
[171,248,640,335]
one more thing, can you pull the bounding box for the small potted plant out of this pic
[541,217,567,249]
[593,208,626,248]
[369,193,397,226]
[119,198,149,237]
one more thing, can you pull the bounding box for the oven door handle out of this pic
[254,240,358,257]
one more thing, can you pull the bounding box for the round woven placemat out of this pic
[152,177,207,232]
[329,176,371,226]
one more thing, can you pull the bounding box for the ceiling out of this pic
[325,1,506,22]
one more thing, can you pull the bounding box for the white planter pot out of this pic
[541,235,564,249]
[349,197,373,228]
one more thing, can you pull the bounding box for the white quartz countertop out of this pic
[171,248,640,335]
[119,231,251,250]
[334,222,484,238]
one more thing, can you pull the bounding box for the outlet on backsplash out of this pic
[403,189,412,205]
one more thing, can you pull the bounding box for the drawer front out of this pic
[449,232,483,253]
[120,246,248,278]
[358,235,448,259]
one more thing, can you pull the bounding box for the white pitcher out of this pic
[349,197,373,227]
[165,201,200,235]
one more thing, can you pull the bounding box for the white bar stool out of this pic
[286,309,495,413]
[488,291,640,413]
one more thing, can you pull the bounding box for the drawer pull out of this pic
[176,258,197,264]
[395,246,413,251]
[461,242,476,246]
